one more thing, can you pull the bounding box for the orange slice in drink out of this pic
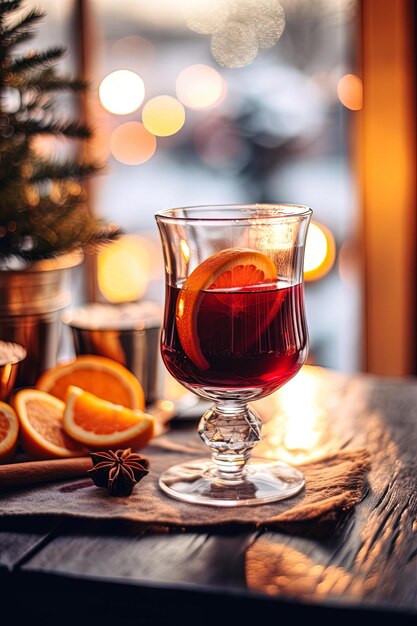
[0,402,19,464]
[36,355,145,410]
[13,389,87,460]
[176,248,279,370]
[63,386,155,451]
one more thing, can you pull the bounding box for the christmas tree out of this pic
[0,0,119,263]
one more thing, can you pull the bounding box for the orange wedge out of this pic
[176,248,278,370]
[36,355,145,410]
[13,389,87,460]
[0,402,19,464]
[63,386,155,451]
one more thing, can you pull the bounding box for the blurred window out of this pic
[27,0,363,373]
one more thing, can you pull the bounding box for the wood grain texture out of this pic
[22,519,257,590]
[1,367,416,620]
[250,370,417,613]
[0,518,57,572]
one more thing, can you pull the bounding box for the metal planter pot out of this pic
[0,252,82,388]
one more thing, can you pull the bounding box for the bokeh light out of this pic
[97,234,151,303]
[110,122,157,165]
[111,36,154,68]
[337,74,363,111]
[234,0,286,50]
[180,238,190,263]
[304,221,336,282]
[181,0,230,34]
[142,96,185,137]
[99,70,145,115]
[181,0,285,68]
[176,64,226,110]
[2,86,20,113]
[211,21,258,68]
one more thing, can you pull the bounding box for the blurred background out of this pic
[20,0,416,378]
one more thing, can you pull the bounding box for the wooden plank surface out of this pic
[0,517,57,573]
[1,367,416,622]
[21,519,257,589]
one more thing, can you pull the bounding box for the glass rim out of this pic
[155,203,312,224]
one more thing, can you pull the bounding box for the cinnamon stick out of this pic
[0,456,92,491]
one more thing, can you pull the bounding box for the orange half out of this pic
[176,248,278,370]
[63,386,155,451]
[0,402,19,463]
[13,389,86,460]
[36,355,145,410]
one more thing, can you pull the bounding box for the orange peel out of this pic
[13,389,86,460]
[63,385,155,451]
[0,401,19,464]
[36,354,145,410]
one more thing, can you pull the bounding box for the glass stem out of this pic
[198,401,262,481]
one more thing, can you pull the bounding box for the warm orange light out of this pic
[110,122,157,165]
[304,221,336,282]
[97,235,152,303]
[99,70,145,115]
[180,238,190,263]
[142,96,185,137]
[337,73,363,111]
[278,367,325,452]
[176,64,226,110]
[255,366,329,464]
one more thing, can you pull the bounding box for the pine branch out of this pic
[29,159,101,183]
[2,8,44,47]
[7,46,66,75]
[1,27,34,48]
[0,207,121,261]
[0,0,118,262]
[6,66,87,92]
[0,141,29,185]
[25,73,87,92]
[0,1,21,17]
[13,119,92,138]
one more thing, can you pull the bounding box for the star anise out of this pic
[88,449,149,496]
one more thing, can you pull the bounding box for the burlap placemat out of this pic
[0,438,370,533]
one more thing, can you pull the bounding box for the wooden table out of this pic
[1,366,416,624]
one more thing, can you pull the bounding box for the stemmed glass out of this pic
[155,204,312,506]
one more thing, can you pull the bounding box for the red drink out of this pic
[161,282,308,398]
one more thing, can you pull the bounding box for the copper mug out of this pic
[0,341,27,402]
[62,301,163,406]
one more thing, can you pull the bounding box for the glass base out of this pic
[159,457,305,507]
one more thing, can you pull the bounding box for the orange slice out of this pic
[36,355,145,410]
[63,386,155,451]
[0,402,19,464]
[176,248,278,370]
[13,389,87,460]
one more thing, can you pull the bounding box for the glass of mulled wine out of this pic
[155,204,312,506]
